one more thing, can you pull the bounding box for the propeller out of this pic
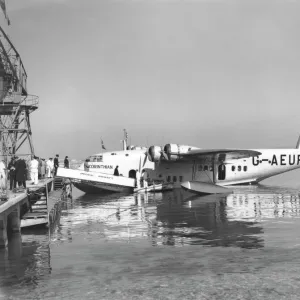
[142,151,148,167]
[142,145,173,172]
[154,146,169,168]
[139,148,151,173]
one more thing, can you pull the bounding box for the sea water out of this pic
[1,174,300,299]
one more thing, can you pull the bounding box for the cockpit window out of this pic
[88,155,103,162]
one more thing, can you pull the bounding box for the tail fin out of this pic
[296,135,300,149]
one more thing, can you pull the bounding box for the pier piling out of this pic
[0,214,8,248]
[8,207,21,233]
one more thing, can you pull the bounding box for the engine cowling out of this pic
[163,144,197,161]
[148,146,162,162]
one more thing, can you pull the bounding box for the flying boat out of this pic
[57,134,300,195]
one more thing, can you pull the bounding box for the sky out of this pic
[3,0,300,162]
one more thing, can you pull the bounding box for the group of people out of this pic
[6,156,27,191]
[0,154,71,191]
[27,155,58,185]
[30,155,70,182]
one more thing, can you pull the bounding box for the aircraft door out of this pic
[129,169,136,179]
[218,164,226,180]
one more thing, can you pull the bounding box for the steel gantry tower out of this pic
[0,26,38,163]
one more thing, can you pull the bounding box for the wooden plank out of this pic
[21,218,47,228]
[22,212,47,217]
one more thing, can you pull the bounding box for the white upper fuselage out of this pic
[80,150,155,176]
[81,148,300,187]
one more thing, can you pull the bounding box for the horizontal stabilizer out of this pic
[296,135,300,149]
[181,181,233,195]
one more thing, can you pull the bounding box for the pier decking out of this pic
[0,178,62,248]
[20,178,53,228]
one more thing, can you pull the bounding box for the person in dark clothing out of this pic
[64,156,69,168]
[8,157,16,190]
[84,159,90,171]
[15,157,27,188]
[114,165,119,176]
[54,154,59,176]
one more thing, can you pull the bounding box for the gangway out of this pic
[56,168,135,193]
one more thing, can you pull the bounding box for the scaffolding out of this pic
[0,25,39,165]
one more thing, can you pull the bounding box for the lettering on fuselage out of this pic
[252,155,300,166]
[88,164,113,169]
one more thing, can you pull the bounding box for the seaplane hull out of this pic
[72,180,132,194]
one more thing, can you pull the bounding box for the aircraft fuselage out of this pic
[81,148,300,190]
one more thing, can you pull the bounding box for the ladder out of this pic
[54,176,63,190]
[21,184,49,227]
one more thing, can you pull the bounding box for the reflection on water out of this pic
[1,185,300,298]
[226,193,300,220]
[0,229,51,290]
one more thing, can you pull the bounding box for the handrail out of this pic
[0,92,39,108]
[21,95,39,107]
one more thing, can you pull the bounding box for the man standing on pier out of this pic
[0,159,6,193]
[8,157,16,191]
[30,156,39,185]
[15,157,27,189]
[46,158,54,178]
[54,154,59,176]
[40,159,46,178]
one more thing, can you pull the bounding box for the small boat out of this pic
[134,183,173,193]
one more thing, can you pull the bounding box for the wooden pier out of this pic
[0,177,68,248]
[20,178,54,228]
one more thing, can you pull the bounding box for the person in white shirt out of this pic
[135,169,141,189]
[30,156,39,185]
[141,169,148,188]
[0,160,6,192]
[46,158,54,178]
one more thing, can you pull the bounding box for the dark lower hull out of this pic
[73,181,132,194]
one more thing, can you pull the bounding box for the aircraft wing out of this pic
[179,149,262,161]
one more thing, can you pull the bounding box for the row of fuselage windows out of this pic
[166,175,183,183]
[88,155,103,162]
[89,153,130,161]
[198,165,248,172]
[232,165,248,172]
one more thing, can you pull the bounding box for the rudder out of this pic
[296,135,300,149]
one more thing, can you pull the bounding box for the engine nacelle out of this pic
[148,145,162,162]
[163,144,197,161]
